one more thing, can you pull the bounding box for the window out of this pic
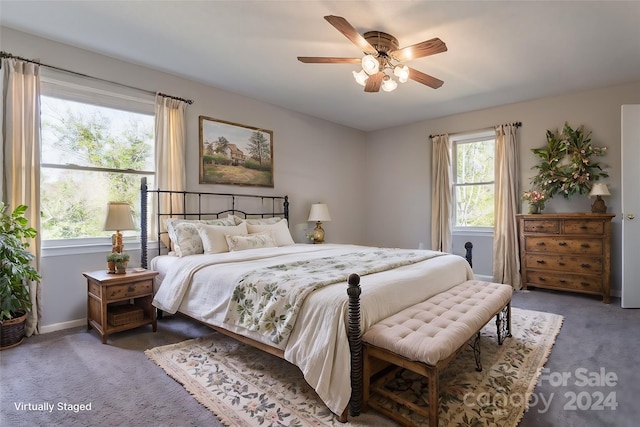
[452,131,495,228]
[40,72,155,243]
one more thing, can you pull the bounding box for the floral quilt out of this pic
[224,248,443,344]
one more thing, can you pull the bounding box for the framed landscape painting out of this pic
[199,116,274,187]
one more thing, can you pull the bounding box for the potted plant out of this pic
[106,252,118,273]
[0,203,41,350]
[110,252,130,274]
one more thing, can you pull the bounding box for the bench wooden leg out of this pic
[428,368,438,427]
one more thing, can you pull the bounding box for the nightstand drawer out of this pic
[524,253,603,274]
[564,220,604,235]
[525,270,601,292]
[105,280,153,300]
[525,236,603,255]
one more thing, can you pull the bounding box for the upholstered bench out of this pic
[361,280,513,427]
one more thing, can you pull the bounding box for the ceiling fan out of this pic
[298,15,447,93]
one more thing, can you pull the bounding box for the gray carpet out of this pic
[1,289,638,427]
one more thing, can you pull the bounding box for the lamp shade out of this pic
[308,203,331,222]
[589,183,611,197]
[104,202,135,231]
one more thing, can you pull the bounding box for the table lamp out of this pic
[308,203,331,244]
[104,202,136,253]
[589,183,610,213]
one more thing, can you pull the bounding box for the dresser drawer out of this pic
[105,280,153,301]
[525,270,602,293]
[523,219,560,234]
[564,220,604,235]
[524,236,603,255]
[524,254,603,274]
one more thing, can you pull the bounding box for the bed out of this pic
[140,179,474,419]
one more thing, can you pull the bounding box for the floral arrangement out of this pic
[522,190,546,211]
[530,122,608,199]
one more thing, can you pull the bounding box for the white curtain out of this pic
[1,57,42,335]
[430,134,452,252]
[154,95,187,248]
[493,124,521,289]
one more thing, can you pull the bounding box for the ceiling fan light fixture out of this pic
[381,75,398,92]
[394,64,410,82]
[361,54,380,75]
[352,69,369,86]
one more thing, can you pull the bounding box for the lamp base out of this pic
[591,196,607,213]
[312,221,325,244]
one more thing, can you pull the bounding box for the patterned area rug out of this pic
[145,308,562,426]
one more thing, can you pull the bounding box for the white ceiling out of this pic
[1,1,639,131]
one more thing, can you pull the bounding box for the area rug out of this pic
[145,307,563,426]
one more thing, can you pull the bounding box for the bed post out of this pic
[141,177,148,269]
[465,241,473,267]
[347,273,362,418]
[283,196,289,222]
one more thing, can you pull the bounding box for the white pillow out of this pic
[165,217,236,256]
[196,222,248,254]
[225,231,277,252]
[229,214,282,225]
[246,219,295,246]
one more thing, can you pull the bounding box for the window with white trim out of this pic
[40,71,155,243]
[452,130,495,228]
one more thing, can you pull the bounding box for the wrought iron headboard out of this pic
[140,177,289,268]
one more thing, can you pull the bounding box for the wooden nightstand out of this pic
[84,269,159,343]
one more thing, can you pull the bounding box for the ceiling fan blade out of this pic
[408,67,444,89]
[364,72,383,92]
[391,38,447,62]
[324,15,377,55]
[297,57,361,64]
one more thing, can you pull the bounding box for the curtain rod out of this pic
[1,51,194,105]
[429,121,521,139]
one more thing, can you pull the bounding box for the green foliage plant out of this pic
[0,203,41,321]
[531,122,608,199]
[107,252,130,263]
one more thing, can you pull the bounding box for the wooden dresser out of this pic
[516,213,615,303]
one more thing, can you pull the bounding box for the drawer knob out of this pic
[558,241,567,246]
[581,243,590,248]
[559,279,567,284]
[558,262,566,266]
[580,226,588,230]
[581,282,590,287]
[581,263,591,269]
[128,286,135,293]
[536,242,546,246]
[538,277,547,282]
[536,260,545,264]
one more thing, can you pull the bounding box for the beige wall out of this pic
[365,81,640,291]
[1,27,368,328]
[3,26,638,328]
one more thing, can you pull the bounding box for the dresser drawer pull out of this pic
[536,242,546,246]
[538,277,547,282]
[558,242,567,246]
[581,282,590,287]
[581,243,590,248]
[558,262,566,266]
[128,286,135,293]
[581,263,591,268]
[536,260,545,264]
[559,279,567,284]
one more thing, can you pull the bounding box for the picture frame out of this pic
[199,116,274,187]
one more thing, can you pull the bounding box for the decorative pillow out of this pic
[229,214,282,225]
[246,219,295,246]
[165,217,236,257]
[196,222,248,254]
[225,231,277,252]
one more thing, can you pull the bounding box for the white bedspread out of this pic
[151,243,473,415]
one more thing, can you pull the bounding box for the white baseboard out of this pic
[40,318,86,334]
